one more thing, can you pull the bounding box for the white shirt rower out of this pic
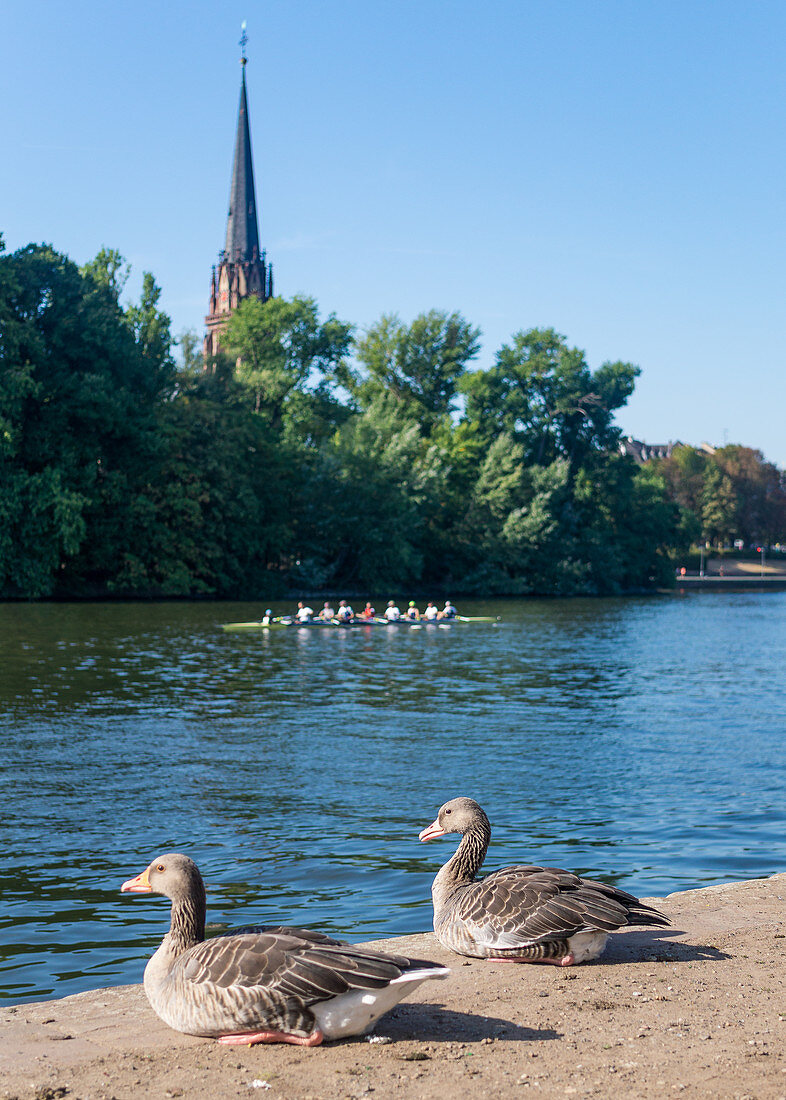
[441,600,457,620]
[336,600,354,621]
[295,602,314,622]
[384,600,402,621]
[318,602,335,621]
[423,601,439,620]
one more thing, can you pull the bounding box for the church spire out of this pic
[204,25,274,360]
[224,47,260,262]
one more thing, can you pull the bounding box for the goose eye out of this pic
[156,864,165,872]
[445,809,452,815]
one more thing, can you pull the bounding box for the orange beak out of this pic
[121,867,152,894]
[418,818,446,842]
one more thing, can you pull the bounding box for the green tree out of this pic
[458,435,573,593]
[700,463,738,547]
[81,246,130,297]
[654,444,786,550]
[224,295,353,426]
[572,459,683,591]
[124,271,175,396]
[461,328,639,475]
[353,310,481,432]
[652,444,708,516]
[177,329,205,374]
[292,405,449,590]
[110,370,291,597]
[0,243,176,595]
[714,446,786,545]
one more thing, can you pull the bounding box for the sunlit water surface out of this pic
[2,593,785,1002]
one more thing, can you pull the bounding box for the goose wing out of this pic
[181,930,430,1002]
[454,865,667,949]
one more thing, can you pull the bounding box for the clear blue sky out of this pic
[3,1,785,464]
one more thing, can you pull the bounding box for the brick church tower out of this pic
[204,32,273,358]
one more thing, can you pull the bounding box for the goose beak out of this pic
[121,867,152,893]
[419,818,445,842]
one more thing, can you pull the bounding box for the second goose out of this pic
[419,797,669,965]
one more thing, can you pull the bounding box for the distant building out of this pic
[204,39,273,359]
[619,437,717,464]
[619,437,678,463]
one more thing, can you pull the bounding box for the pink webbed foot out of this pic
[492,953,576,967]
[218,1028,324,1047]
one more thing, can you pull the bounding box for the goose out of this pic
[121,853,450,1045]
[418,797,670,965]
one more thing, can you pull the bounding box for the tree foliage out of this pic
[353,310,481,431]
[461,328,639,475]
[2,239,727,599]
[223,295,352,426]
[653,444,786,548]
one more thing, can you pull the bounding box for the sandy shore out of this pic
[2,874,785,1099]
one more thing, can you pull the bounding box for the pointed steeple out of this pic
[204,26,274,360]
[224,64,260,262]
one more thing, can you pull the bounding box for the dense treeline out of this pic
[1,239,698,598]
[652,444,786,549]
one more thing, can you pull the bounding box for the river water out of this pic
[2,593,785,1004]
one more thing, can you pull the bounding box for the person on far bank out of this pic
[337,599,354,622]
[384,600,402,621]
[423,601,439,621]
[318,602,335,621]
[295,601,314,622]
[440,599,457,620]
[406,601,420,620]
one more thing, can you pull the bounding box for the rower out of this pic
[384,600,402,621]
[359,602,376,620]
[261,609,273,625]
[405,601,420,620]
[295,601,314,622]
[318,601,335,621]
[423,601,439,621]
[337,599,354,622]
[441,599,457,620]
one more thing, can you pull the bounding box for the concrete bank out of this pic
[2,875,785,1099]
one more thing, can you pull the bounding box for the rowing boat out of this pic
[222,618,383,632]
[221,615,500,632]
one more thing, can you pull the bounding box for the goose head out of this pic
[418,797,489,842]
[121,852,205,904]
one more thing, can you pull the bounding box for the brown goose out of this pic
[121,853,450,1045]
[419,798,669,965]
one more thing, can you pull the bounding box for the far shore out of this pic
[674,575,786,589]
[3,873,786,1098]
[674,556,786,590]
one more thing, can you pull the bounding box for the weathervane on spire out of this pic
[240,20,248,66]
